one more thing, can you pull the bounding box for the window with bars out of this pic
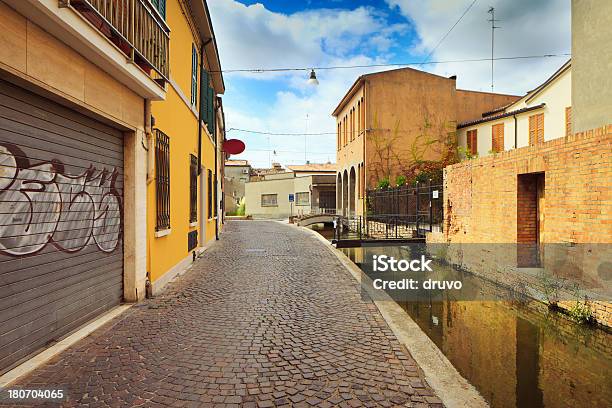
[261,194,278,207]
[189,154,198,223]
[155,129,170,231]
[565,107,572,137]
[207,169,213,219]
[296,192,310,206]
[467,129,477,155]
[191,44,198,108]
[529,113,544,146]
[491,123,504,152]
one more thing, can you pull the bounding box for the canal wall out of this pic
[437,124,612,326]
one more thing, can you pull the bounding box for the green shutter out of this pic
[207,87,215,137]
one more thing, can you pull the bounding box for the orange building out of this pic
[332,67,520,216]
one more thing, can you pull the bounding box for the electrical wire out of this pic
[227,128,336,135]
[212,53,570,74]
[422,0,479,63]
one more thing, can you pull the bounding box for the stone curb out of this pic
[298,223,489,408]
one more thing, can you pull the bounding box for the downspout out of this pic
[143,98,153,298]
[214,100,219,241]
[514,113,518,149]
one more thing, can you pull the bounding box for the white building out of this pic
[458,60,572,157]
[245,164,336,219]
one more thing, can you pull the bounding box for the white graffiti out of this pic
[0,143,122,256]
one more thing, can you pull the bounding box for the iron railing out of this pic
[366,181,443,235]
[333,215,420,242]
[189,154,198,223]
[62,0,170,81]
[155,129,170,231]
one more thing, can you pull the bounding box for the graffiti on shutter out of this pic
[0,143,122,256]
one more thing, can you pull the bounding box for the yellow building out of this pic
[146,0,225,295]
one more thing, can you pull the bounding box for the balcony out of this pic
[61,0,170,84]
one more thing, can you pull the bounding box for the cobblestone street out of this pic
[4,221,442,407]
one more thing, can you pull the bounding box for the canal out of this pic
[307,225,612,408]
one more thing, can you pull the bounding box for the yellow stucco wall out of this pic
[147,0,218,283]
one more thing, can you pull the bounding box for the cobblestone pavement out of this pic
[4,221,443,407]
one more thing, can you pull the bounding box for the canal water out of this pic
[305,229,612,408]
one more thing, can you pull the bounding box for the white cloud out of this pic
[385,0,571,94]
[209,0,401,167]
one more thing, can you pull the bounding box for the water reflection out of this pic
[341,246,612,408]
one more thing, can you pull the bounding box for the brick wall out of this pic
[439,125,612,326]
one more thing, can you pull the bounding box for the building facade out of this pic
[457,61,572,158]
[245,164,336,219]
[333,67,520,217]
[0,0,165,373]
[147,0,225,295]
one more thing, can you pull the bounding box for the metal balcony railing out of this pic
[61,0,170,82]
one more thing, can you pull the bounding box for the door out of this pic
[0,79,124,374]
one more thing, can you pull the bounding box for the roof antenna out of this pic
[488,7,501,92]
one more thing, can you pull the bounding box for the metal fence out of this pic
[366,181,443,235]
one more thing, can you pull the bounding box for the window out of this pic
[565,106,572,137]
[360,97,365,133]
[352,107,356,140]
[337,122,341,151]
[191,45,198,107]
[189,154,198,223]
[296,192,310,206]
[491,124,504,152]
[467,129,477,155]
[343,116,347,146]
[214,173,218,218]
[151,0,166,19]
[528,113,544,146]
[207,169,213,219]
[200,70,216,137]
[357,101,361,135]
[261,194,278,207]
[155,129,170,231]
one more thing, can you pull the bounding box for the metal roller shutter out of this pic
[0,79,124,374]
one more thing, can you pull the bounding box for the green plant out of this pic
[568,299,595,324]
[377,177,390,189]
[395,175,406,186]
[458,146,478,160]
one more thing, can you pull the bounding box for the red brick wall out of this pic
[441,125,612,326]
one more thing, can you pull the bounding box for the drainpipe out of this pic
[144,99,154,184]
[214,100,220,241]
[513,113,518,149]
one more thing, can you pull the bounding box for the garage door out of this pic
[0,79,124,374]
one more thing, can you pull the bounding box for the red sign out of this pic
[223,139,245,155]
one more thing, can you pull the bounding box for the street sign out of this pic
[289,194,294,202]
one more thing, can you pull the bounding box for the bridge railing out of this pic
[332,215,422,242]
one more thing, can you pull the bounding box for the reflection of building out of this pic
[333,67,520,217]
[244,164,336,219]
[224,159,251,214]
[457,61,571,157]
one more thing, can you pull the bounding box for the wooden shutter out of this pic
[467,129,477,155]
[492,124,504,152]
[529,113,544,146]
[565,107,572,137]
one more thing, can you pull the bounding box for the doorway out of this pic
[517,173,545,267]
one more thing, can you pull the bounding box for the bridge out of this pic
[296,213,337,227]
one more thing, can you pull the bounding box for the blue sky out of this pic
[209,0,571,168]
